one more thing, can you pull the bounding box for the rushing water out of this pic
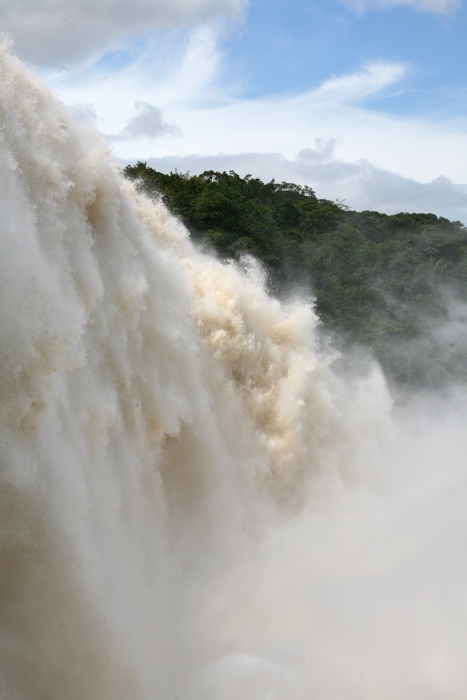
[1,46,467,700]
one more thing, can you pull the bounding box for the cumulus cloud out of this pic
[138,143,467,224]
[0,0,245,66]
[342,0,461,14]
[110,101,181,141]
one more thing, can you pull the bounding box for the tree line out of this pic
[124,162,467,388]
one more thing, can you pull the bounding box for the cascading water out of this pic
[1,45,467,700]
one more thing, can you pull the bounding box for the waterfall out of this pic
[1,45,466,700]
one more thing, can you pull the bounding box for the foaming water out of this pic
[1,46,466,699]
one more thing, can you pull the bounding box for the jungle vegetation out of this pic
[124,162,467,387]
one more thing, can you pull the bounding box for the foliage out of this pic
[124,162,467,387]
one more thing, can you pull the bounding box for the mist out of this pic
[1,45,466,700]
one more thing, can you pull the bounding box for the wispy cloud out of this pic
[342,0,461,14]
[312,62,407,103]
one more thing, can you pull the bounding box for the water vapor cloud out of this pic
[0,0,246,66]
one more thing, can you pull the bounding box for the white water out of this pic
[1,46,467,699]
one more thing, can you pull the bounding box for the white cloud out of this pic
[51,44,467,187]
[47,23,224,123]
[100,61,467,186]
[110,101,181,141]
[313,62,407,103]
[45,29,467,220]
[1,0,245,66]
[342,0,461,14]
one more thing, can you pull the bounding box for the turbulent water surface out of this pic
[1,46,467,700]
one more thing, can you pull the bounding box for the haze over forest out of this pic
[125,162,467,390]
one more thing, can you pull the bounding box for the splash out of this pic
[1,46,466,699]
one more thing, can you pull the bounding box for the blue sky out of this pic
[228,0,467,110]
[3,0,467,221]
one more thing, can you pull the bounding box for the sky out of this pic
[3,0,467,221]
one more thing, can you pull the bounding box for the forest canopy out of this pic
[124,162,467,388]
